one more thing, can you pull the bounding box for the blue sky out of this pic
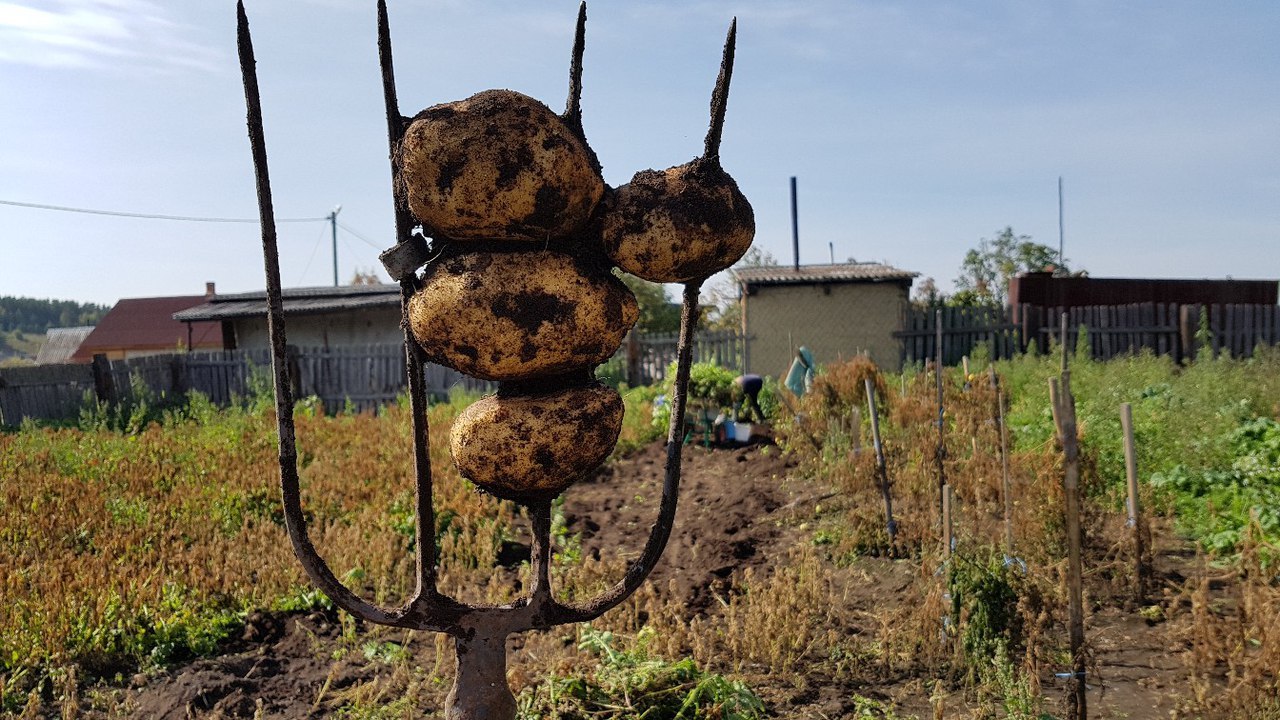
[1,0,1277,307]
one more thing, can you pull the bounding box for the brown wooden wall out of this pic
[1009,274,1278,311]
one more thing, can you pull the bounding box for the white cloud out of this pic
[0,0,219,73]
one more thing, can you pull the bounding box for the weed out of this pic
[517,627,766,719]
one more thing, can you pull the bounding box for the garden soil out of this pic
[113,438,1219,719]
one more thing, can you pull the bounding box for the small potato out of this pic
[602,157,754,283]
[400,89,604,241]
[408,250,638,381]
[451,383,624,500]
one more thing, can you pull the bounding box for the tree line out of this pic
[0,296,108,334]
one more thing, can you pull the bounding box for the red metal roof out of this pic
[71,295,224,361]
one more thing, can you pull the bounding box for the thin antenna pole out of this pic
[1058,176,1064,271]
[791,176,799,271]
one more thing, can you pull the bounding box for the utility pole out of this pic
[329,205,342,287]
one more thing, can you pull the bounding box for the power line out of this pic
[0,198,326,224]
[336,220,385,250]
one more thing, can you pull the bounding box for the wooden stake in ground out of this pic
[1055,312,1087,720]
[851,407,863,455]
[991,366,1013,552]
[935,309,946,522]
[941,482,954,558]
[1120,402,1147,599]
[864,379,897,547]
[1048,377,1064,445]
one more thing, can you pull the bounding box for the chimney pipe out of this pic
[205,282,216,298]
[790,176,799,271]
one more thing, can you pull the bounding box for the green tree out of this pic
[702,247,779,331]
[616,272,681,334]
[953,227,1071,306]
[0,296,108,333]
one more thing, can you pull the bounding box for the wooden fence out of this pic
[6,306,1276,427]
[618,329,744,386]
[902,302,1280,367]
[896,306,1020,367]
[0,345,492,428]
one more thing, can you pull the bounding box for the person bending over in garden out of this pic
[733,373,766,423]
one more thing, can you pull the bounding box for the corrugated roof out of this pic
[173,284,401,322]
[35,326,94,364]
[72,296,224,361]
[733,263,918,286]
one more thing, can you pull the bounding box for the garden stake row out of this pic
[236,2,752,717]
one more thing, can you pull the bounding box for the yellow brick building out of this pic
[733,263,917,376]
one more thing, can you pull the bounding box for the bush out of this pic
[651,361,739,435]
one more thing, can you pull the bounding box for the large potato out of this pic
[408,250,638,381]
[451,383,623,499]
[400,89,604,241]
[602,157,754,283]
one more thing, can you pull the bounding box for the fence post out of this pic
[170,354,189,396]
[1178,304,1198,363]
[285,345,302,402]
[625,330,641,387]
[91,354,116,405]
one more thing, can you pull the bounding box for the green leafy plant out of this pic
[1150,417,1280,556]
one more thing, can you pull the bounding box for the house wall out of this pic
[230,308,404,350]
[743,281,909,376]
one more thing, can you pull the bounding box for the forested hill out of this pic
[0,296,108,333]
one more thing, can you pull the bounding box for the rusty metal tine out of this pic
[563,2,587,133]
[703,18,737,160]
[561,2,602,175]
[377,0,406,157]
[404,325,442,604]
[554,279,703,623]
[379,0,444,604]
[239,0,418,631]
[528,499,554,608]
[377,0,415,246]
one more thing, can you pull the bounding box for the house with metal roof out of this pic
[71,295,223,362]
[34,326,94,365]
[173,284,402,351]
[733,262,918,374]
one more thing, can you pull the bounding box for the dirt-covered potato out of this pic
[400,89,604,241]
[451,382,624,499]
[602,157,754,283]
[408,250,638,381]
